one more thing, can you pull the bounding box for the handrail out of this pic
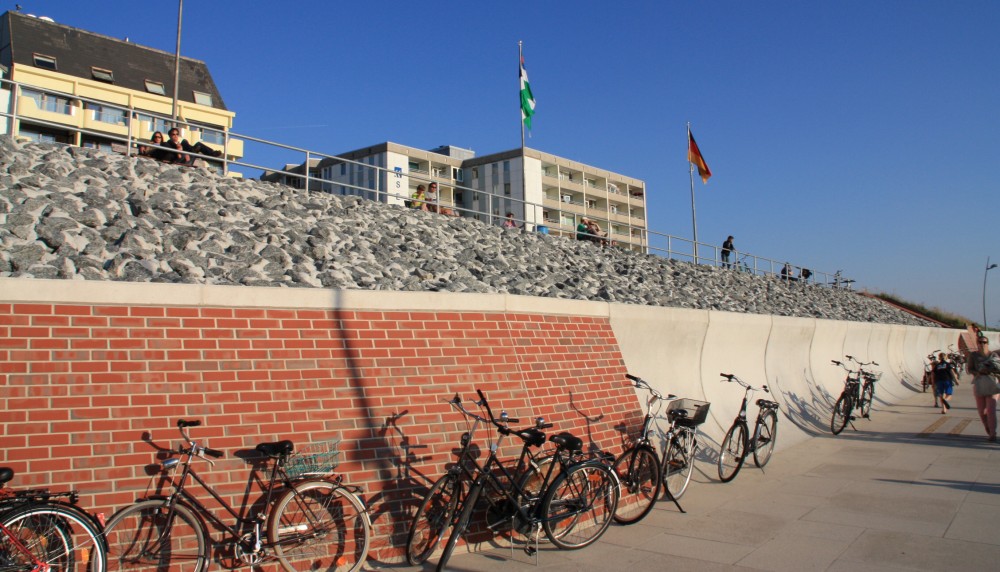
[0,77,853,289]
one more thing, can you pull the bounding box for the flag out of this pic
[520,55,535,130]
[688,130,712,184]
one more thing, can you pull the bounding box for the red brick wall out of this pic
[0,302,641,564]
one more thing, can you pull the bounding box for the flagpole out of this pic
[688,122,699,263]
[519,41,528,229]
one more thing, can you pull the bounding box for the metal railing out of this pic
[0,77,853,289]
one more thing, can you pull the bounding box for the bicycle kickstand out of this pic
[662,486,686,514]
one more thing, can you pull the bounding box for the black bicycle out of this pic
[717,374,779,482]
[830,357,880,434]
[405,395,553,565]
[433,390,618,571]
[102,420,371,571]
[612,374,709,524]
[0,468,107,572]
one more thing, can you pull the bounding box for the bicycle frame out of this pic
[0,520,46,570]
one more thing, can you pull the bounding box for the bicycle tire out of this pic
[611,446,660,525]
[269,479,371,572]
[103,498,206,572]
[0,501,107,572]
[435,481,482,572]
[663,429,697,499]
[541,462,617,549]
[860,383,874,419]
[717,422,747,483]
[405,473,462,566]
[831,394,851,435]
[752,411,778,468]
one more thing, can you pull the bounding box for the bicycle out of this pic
[612,374,710,525]
[847,355,880,419]
[434,390,618,571]
[717,374,779,483]
[0,466,107,572]
[102,420,371,571]
[829,358,880,434]
[405,395,553,565]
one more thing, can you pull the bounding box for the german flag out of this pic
[688,130,712,184]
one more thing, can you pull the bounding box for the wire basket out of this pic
[285,439,341,479]
[665,398,710,428]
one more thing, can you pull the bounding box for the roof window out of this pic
[91,67,114,83]
[193,91,213,107]
[144,80,166,95]
[32,53,57,70]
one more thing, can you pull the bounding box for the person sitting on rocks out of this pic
[780,263,797,281]
[425,183,456,216]
[164,128,223,165]
[587,219,609,247]
[138,131,167,161]
[410,185,429,211]
[577,217,592,241]
[502,212,518,229]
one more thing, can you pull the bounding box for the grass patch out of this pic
[870,292,974,329]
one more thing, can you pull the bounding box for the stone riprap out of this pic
[0,138,932,326]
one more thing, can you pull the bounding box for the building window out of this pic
[32,53,57,70]
[340,163,346,176]
[504,183,511,196]
[136,113,170,134]
[23,89,72,115]
[82,139,115,153]
[91,67,114,83]
[193,91,213,106]
[86,102,126,125]
[190,121,224,144]
[144,80,166,95]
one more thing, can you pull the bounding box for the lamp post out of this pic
[984,256,998,330]
[171,0,183,125]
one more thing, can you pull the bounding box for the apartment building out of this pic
[267,143,648,252]
[0,10,241,163]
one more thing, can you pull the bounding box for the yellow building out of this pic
[0,10,242,162]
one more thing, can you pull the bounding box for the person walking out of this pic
[933,352,958,414]
[967,335,1000,441]
[721,236,734,269]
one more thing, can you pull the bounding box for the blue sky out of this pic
[22,1,1000,326]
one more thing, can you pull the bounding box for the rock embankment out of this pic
[0,138,932,326]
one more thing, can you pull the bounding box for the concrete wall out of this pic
[0,278,963,563]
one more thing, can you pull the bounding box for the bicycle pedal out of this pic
[848,416,856,421]
[524,546,536,557]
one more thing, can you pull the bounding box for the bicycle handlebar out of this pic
[625,373,665,400]
[846,355,879,367]
[720,373,769,393]
[175,419,224,459]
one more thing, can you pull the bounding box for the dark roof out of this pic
[0,10,226,110]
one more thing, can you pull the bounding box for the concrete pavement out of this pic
[407,377,1000,571]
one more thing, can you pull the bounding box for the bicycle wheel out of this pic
[405,474,462,566]
[717,422,747,483]
[752,411,778,468]
[270,479,371,572]
[0,501,107,572]
[542,462,617,549]
[518,453,555,498]
[860,383,874,418]
[831,394,851,435]
[435,482,482,572]
[104,499,206,571]
[610,446,659,525]
[663,429,697,499]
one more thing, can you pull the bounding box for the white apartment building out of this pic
[265,142,648,252]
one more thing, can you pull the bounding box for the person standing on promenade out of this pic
[934,352,958,414]
[967,335,1000,441]
[722,236,735,268]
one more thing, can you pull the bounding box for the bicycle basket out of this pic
[666,398,710,428]
[285,439,341,479]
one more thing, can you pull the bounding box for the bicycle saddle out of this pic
[0,467,12,484]
[513,428,546,448]
[256,440,295,458]
[549,432,583,453]
[756,399,779,410]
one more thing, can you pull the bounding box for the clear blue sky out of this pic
[21,1,1000,326]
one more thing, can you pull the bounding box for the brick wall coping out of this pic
[0,277,609,317]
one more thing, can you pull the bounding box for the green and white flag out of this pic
[520,54,535,130]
